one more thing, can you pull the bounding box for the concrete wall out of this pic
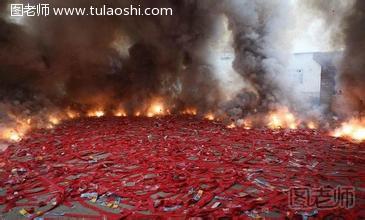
[287,53,322,105]
[313,52,342,112]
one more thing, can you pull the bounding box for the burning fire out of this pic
[204,113,215,121]
[267,107,300,129]
[331,118,365,142]
[307,121,318,130]
[87,110,105,118]
[227,122,236,129]
[114,109,127,117]
[1,117,31,142]
[181,108,198,115]
[237,119,252,130]
[66,109,80,119]
[2,129,22,142]
[8,103,365,145]
[146,99,166,117]
[49,115,61,125]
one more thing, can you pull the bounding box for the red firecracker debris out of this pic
[0,116,364,219]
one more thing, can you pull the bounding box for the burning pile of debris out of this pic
[0,116,363,218]
[0,0,364,146]
[2,103,365,145]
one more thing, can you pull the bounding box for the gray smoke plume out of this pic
[0,0,295,121]
[221,0,293,119]
[338,0,365,116]
[0,0,328,131]
[0,0,224,117]
[303,0,365,117]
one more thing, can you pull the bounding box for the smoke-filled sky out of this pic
[290,0,339,53]
[0,0,364,125]
[289,0,350,53]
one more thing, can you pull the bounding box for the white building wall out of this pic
[287,53,322,104]
[212,49,322,105]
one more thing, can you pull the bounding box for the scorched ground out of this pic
[0,116,364,219]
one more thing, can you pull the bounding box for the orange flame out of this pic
[307,121,318,130]
[66,109,80,119]
[87,109,105,118]
[181,108,198,116]
[2,129,22,142]
[48,115,61,125]
[267,107,299,129]
[204,113,215,121]
[114,109,127,117]
[227,122,236,129]
[146,99,166,117]
[237,119,252,130]
[1,117,31,142]
[331,118,365,142]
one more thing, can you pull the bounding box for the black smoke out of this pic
[338,0,365,116]
[0,0,225,116]
[0,0,300,125]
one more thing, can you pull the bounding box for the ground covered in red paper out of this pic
[0,116,364,219]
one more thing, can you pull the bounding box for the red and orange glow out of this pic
[331,118,365,142]
[146,100,165,117]
[1,103,364,144]
[87,109,105,118]
[204,112,215,121]
[181,107,198,116]
[267,107,300,129]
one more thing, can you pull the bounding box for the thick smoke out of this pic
[222,0,293,119]
[0,0,295,121]
[304,0,365,117]
[0,0,328,131]
[0,0,224,117]
[338,0,365,116]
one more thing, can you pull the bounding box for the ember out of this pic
[0,116,363,218]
